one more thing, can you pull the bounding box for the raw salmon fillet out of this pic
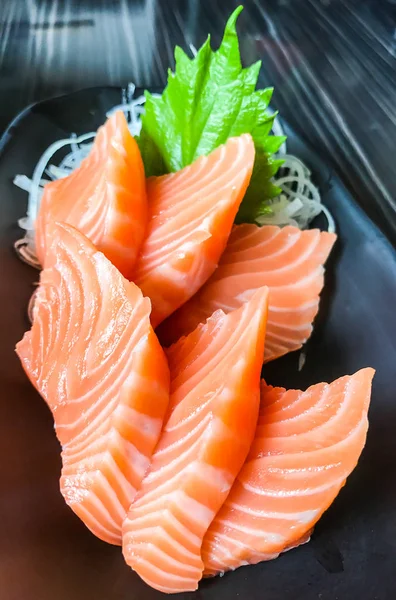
[132,134,255,327]
[158,224,336,361]
[122,287,269,593]
[16,222,170,545]
[35,111,147,279]
[202,368,374,575]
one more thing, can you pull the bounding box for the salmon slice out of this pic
[122,287,269,593]
[35,111,147,279]
[158,224,336,361]
[16,222,170,545]
[132,135,255,327]
[202,368,374,576]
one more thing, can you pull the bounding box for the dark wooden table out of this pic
[1,0,396,242]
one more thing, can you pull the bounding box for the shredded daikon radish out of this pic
[298,351,307,372]
[16,131,96,227]
[256,153,336,233]
[13,82,335,270]
[257,110,335,232]
[27,287,38,322]
[13,132,96,267]
[14,234,41,270]
[13,84,151,267]
[106,82,160,137]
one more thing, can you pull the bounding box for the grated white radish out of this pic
[13,82,335,270]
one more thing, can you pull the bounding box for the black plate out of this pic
[1,87,396,600]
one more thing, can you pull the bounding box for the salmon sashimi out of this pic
[158,225,336,361]
[132,134,255,327]
[16,222,170,545]
[122,287,269,593]
[202,368,374,576]
[35,111,147,279]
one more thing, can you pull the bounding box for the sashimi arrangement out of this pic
[14,6,374,595]
[158,224,337,360]
[17,222,170,545]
